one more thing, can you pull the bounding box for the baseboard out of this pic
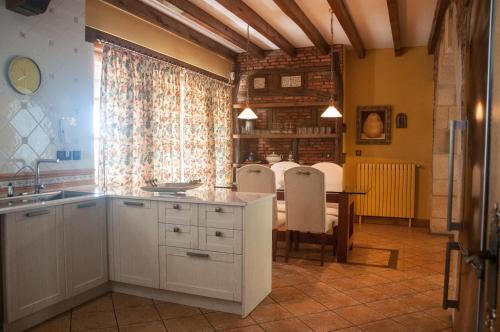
[358,216,430,228]
[110,282,244,316]
[3,283,110,332]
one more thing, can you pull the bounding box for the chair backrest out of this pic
[284,166,326,233]
[236,164,276,194]
[236,164,278,227]
[270,161,300,190]
[312,162,343,192]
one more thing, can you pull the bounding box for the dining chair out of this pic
[281,166,338,266]
[312,162,343,217]
[271,161,299,214]
[236,164,286,261]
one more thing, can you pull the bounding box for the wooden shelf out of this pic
[233,133,337,139]
[232,101,330,109]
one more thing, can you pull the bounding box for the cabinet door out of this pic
[160,247,241,301]
[2,207,66,322]
[112,199,159,288]
[64,199,108,296]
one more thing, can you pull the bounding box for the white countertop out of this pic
[0,186,274,214]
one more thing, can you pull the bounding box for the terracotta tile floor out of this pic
[29,224,452,332]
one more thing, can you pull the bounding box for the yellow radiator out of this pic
[356,163,416,226]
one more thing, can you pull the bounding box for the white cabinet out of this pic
[2,207,66,322]
[111,199,159,288]
[64,199,108,297]
[160,247,241,301]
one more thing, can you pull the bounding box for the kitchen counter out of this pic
[0,186,274,214]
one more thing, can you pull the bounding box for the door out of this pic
[64,198,108,296]
[2,207,66,322]
[112,199,159,288]
[446,0,497,331]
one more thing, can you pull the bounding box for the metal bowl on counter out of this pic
[140,180,202,194]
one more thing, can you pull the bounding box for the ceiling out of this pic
[139,0,437,55]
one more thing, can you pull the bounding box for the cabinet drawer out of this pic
[160,247,241,302]
[116,199,152,209]
[199,205,243,230]
[199,228,242,254]
[159,202,197,226]
[159,223,197,248]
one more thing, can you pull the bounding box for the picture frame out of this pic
[356,105,392,144]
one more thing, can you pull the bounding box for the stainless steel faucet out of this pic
[35,159,59,193]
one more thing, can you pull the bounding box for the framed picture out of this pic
[356,105,391,144]
[250,74,269,92]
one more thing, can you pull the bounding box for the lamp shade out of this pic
[320,103,342,118]
[238,107,258,120]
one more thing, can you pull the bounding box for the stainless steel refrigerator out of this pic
[442,0,500,331]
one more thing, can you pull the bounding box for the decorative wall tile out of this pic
[28,126,50,155]
[0,123,22,157]
[13,144,37,167]
[10,108,37,137]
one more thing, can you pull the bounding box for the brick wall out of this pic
[235,46,344,165]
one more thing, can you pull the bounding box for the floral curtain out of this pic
[183,71,233,187]
[98,43,232,191]
[99,44,181,191]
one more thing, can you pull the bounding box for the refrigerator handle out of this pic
[447,120,467,231]
[443,241,460,309]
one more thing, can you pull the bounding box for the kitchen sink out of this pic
[0,190,93,209]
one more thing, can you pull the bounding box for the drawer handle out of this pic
[77,202,97,209]
[215,231,223,237]
[173,204,181,210]
[214,207,223,213]
[173,227,181,233]
[124,201,144,207]
[187,252,210,258]
[26,210,50,218]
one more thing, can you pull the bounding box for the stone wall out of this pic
[430,1,468,233]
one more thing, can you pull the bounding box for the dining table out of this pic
[276,186,368,263]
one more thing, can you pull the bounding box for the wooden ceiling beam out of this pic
[162,0,265,58]
[216,0,297,57]
[273,0,330,55]
[327,0,365,58]
[102,0,237,60]
[386,0,403,56]
[427,0,451,54]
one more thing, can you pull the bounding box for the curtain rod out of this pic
[97,39,232,86]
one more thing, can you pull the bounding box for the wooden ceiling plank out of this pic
[102,0,237,60]
[163,0,265,58]
[387,0,403,56]
[427,0,451,54]
[327,0,365,58]
[273,0,330,55]
[216,0,297,57]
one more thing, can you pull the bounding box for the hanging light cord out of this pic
[330,9,334,102]
[246,24,250,108]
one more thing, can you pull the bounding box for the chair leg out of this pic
[285,230,291,263]
[332,227,338,256]
[320,233,327,266]
[294,231,300,251]
[272,229,277,262]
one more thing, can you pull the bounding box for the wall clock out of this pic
[8,56,42,95]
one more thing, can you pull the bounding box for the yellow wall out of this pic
[344,47,434,220]
[85,0,233,79]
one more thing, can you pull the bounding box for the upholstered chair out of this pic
[270,161,299,213]
[236,164,285,261]
[312,162,343,217]
[281,166,338,266]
